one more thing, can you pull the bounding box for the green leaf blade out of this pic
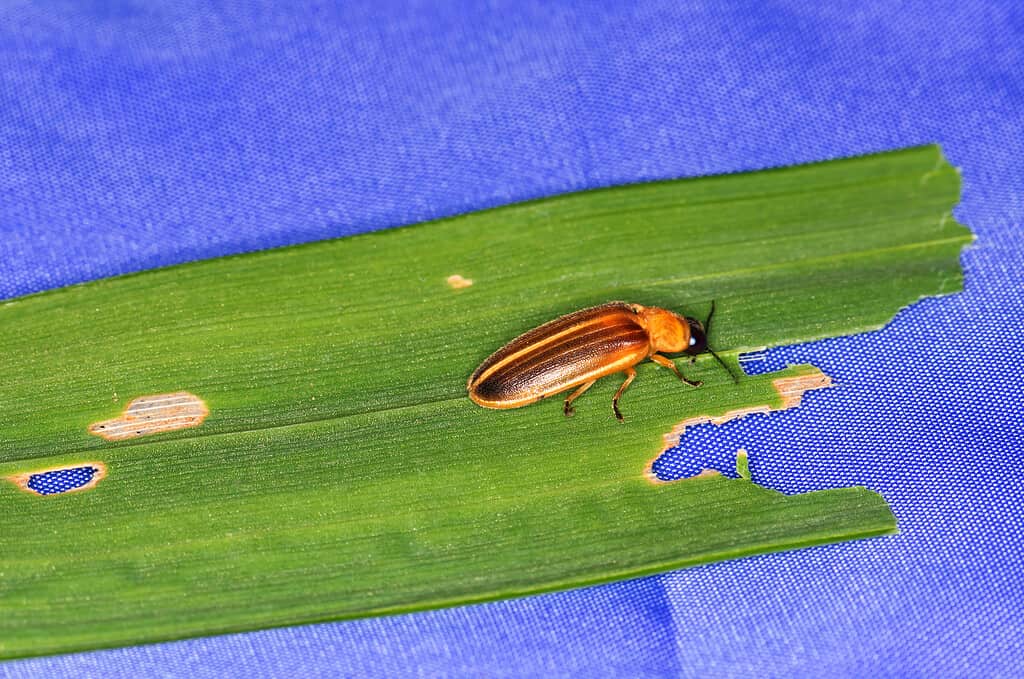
[0,145,968,658]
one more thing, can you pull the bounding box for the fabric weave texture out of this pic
[1,2,1022,677]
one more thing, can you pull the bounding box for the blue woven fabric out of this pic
[2,2,1022,676]
[24,466,99,496]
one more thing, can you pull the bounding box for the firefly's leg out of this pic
[612,368,637,422]
[650,354,702,387]
[563,380,596,417]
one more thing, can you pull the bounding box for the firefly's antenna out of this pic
[707,347,740,384]
[705,300,740,384]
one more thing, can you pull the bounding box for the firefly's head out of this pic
[684,317,707,356]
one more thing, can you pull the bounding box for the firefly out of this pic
[467,301,736,421]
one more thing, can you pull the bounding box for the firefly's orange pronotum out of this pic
[467,301,735,421]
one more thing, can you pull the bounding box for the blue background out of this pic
[2,2,1022,676]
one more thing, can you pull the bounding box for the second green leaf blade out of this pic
[0,145,968,658]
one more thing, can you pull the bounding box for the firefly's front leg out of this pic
[650,354,702,387]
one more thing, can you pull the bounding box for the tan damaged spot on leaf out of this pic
[89,392,209,441]
[645,369,832,483]
[446,274,473,289]
[6,462,107,496]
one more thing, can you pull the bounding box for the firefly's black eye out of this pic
[685,318,707,355]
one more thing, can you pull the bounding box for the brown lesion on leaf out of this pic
[645,369,832,483]
[88,391,209,441]
[6,461,108,496]
[446,274,474,289]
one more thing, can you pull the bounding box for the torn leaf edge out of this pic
[645,369,832,483]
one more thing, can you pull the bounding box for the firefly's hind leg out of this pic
[650,354,702,387]
[612,368,637,422]
[563,380,596,417]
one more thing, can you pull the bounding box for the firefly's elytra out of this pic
[467,301,734,421]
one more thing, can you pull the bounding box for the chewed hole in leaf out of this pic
[7,463,107,496]
[651,416,773,481]
[89,392,208,440]
[646,369,832,482]
[446,274,473,289]
[738,349,793,375]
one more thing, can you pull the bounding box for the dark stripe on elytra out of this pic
[507,327,648,384]
[475,303,636,374]
[477,327,649,399]
[471,311,638,385]
[493,317,643,379]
